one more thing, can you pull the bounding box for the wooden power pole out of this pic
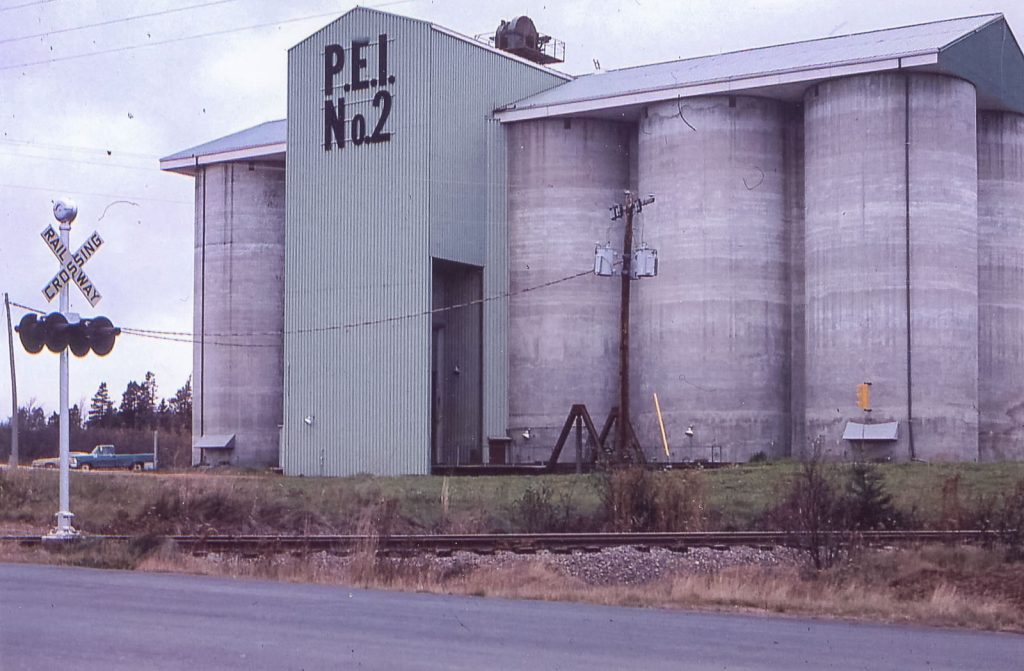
[609,192,655,463]
[4,293,18,468]
[617,199,635,462]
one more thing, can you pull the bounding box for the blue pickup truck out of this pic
[70,445,154,472]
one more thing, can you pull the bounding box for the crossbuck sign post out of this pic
[43,198,105,539]
[40,225,104,307]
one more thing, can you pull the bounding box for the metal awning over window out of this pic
[842,422,899,442]
[194,434,236,450]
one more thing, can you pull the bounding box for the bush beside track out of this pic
[1,460,1022,537]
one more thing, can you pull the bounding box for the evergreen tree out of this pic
[87,382,115,427]
[119,372,158,429]
[845,462,899,530]
[156,399,171,430]
[119,380,144,429]
[19,405,46,432]
[143,371,158,410]
[169,376,192,430]
[46,405,81,428]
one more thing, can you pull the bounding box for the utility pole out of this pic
[607,192,656,463]
[4,292,17,469]
[618,199,635,462]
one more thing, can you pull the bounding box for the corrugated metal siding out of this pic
[428,30,567,265]
[284,11,433,476]
[483,118,509,449]
[426,28,566,456]
[283,8,566,475]
[444,271,482,462]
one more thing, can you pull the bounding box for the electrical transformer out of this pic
[594,242,616,276]
[631,244,658,279]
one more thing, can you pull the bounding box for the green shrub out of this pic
[845,463,900,530]
[595,468,707,532]
[769,454,846,570]
[997,480,1024,562]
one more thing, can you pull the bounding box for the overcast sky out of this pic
[2,0,1022,418]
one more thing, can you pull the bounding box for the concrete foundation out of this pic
[506,119,631,464]
[635,96,790,463]
[193,162,285,467]
[803,73,978,461]
[978,111,1024,461]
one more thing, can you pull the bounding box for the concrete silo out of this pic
[193,162,285,466]
[635,96,790,462]
[803,73,978,461]
[978,111,1024,462]
[506,119,631,462]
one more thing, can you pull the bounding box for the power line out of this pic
[0,148,160,173]
[0,180,191,205]
[1,0,418,71]
[0,0,56,14]
[123,329,274,348]
[0,137,159,161]
[0,5,407,72]
[1,10,341,72]
[7,269,592,347]
[0,0,241,46]
[8,302,268,349]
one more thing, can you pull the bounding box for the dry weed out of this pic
[7,540,1020,632]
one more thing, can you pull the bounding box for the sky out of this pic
[1,0,1022,418]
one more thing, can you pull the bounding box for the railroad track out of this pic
[0,530,1002,555]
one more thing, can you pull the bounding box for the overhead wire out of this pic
[0,1,419,208]
[0,0,56,14]
[0,11,341,71]
[0,137,159,161]
[1,1,417,72]
[7,268,593,348]
[0,148,164,173]
[2,0,591,348]
[0,180,191,205]
[0,0,241,46]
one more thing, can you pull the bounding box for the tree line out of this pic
[0,373,192,467]
[84,372,191,431]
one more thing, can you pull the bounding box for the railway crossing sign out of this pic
[40,224,104,307]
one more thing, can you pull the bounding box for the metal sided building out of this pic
[282,9,566,475]
[163,8,569,474]
[163,10,1024,473]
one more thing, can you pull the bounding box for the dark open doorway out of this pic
[431,259,483,468]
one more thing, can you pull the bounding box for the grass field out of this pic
[2,460,1023,536]
[3,461,1023,632]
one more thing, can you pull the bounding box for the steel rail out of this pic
[0,530,1004,554]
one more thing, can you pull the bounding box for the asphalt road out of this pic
[0,563,1020,670]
